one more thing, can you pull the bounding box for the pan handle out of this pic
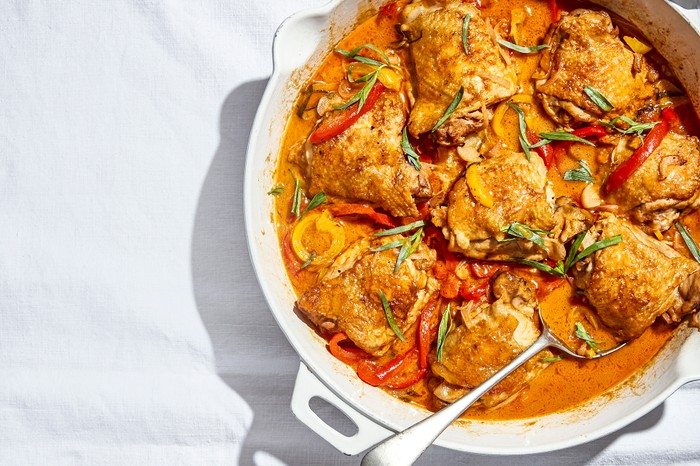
[291,362,392,455]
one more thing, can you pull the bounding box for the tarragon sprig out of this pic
[601,116,660,142]
[514,231,623,277]
[379,289,406,342]
[334,44,396,111]
[575,322,601,350]
[372,221,425,273]
[500,222,552,248]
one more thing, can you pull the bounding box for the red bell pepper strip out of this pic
[356,346,416,386]
[459,280,489,301]
[571,125,607,139]
[469,261,506,279]
[384,367,427,390]
[309,84,386,144]
[604,119,669,193]
[326,203,397,227]
[527,130,555,169]
[425,226,458,272]
[281,231,301,277]
[328,333,370,365]
[548,0,560,23]
[661,107,682,132]
[418,300,440,370]
[535,277,565,299]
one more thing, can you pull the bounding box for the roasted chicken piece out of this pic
[534,9,654,126]
[431,148,592,260]
[295,234,438,356]
[571,214,700,341]
[308,91,432,217]
[399,1,516,145]
[431,272,551,408]
[605,131,700,232]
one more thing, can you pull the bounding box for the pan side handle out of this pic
[291,362,392,455]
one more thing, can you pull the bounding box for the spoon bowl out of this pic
[361,309,627,466]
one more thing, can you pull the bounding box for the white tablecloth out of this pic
[0,1,699,465]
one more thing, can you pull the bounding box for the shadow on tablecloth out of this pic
[190,80,665,466]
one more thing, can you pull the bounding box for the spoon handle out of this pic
[361,334,551,466]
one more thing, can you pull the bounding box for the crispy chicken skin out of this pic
[571,214,700,341]
[308,91,432,217]
[431,272,550,407]
[431,148,592,260]
[399,1,516,145]
[606,132,700,232]
[295,235,438,356]
[534,9,654,126]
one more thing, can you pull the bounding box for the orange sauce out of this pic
[273,0,700,420]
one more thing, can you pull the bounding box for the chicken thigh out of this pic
[431,272,551,408]
[295,235,438,356]
[399,0,516,145]
[308,91,432,217]
[534,9,654,126]
[431,148,592,260]
[571,214,700,340]
[605,131,700,232]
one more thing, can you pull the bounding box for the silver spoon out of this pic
[361,309,626,466]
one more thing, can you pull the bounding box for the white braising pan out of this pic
[244,0,700,455]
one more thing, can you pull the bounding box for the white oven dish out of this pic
[244,0,700,456]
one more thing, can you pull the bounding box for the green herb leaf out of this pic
[371,239,405,253]
[334,70,380,111]
[301,192,326,217]
[563,231,588,272]
[373,220,425,237]
[379,289,406,342]
[291,178,302,217]
[333,43,394,112]
[301,251,317,269]
[507,102,531,160]
[541,355,563,363]
[268,185,284,196]
[513,258,565,277]
[563,160,595,183]
[462,14,471,55]
[601,116,659,142]
[436,304,452,362]
[675,221,700,264]
[500,222,552,248]
[537,131,595,146]
[575,322,601,350]
[583,86,614,112]
[336,44,392,67]
[497,39,549,54]
[401,127,422,170]
[394,228,423,273]
[572,235,623,265]
[431,86,464,132]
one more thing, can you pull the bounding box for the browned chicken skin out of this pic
[606,132,700,232]
[400,1,516,145]
[571,214,700,341]
[308,91,432,217]
[431,272,551,408]
[295,235,438,356]
[431,148,592,260]
[534,9,654,126]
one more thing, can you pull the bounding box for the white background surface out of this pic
[0,0,699,465]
